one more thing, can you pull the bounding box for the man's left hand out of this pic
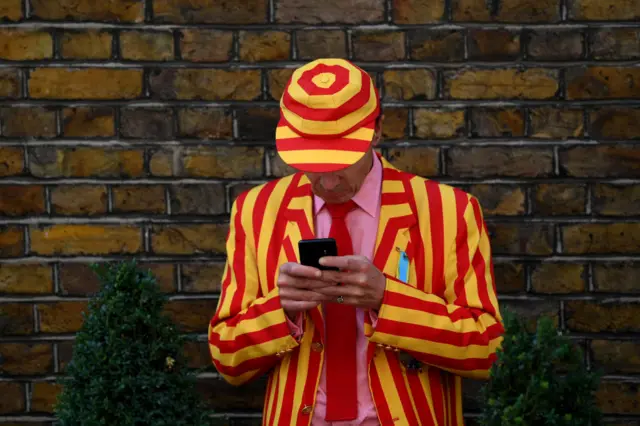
[315,255,386,311]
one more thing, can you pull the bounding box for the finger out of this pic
[313,284,365,299]
[278,274,336,290]
[319,255,369,271]
[320,270,368,286]
[279,262,322,279]
[280,287,334,303]
[282,300,320,312]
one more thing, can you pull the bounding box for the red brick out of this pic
[113,185,166,213]
[275,0,384,23]
[531,263,586,293]
[591,340,640,373]
[590,29,640,60]
[387,147,440,177]
[169,184,226,215]
[38,301,88,333]
[296,30,347,60]
[1,107,56,138]
[31,0,144,22]
[500,299,560,331]
[353,31,405,61]
[29,68,143,99]
[51,185,107,216]
[381,108,409,140]
[0,382,24,414]
[594,262,640,293]
[181,263,225,293]
[183,340,212,369]
[487,223,554,255]
[527,30,583,60]
[0,0,22,21]
[0,186,45,216]
[31,382,62,413]
[0,303,33,335]
[239,31,290,62]
[567,67,640,99]
[0,68,21,98]
[383,69,436,100]
[563,224,640,254]
[141,263,176,293]
[229,183,261,205]
[152,224,228,255]
[0,29,53,60]
[163,299,219,332]
[470,108,524,137]
[467,185,525,216]
[453,0,561,22]
[60,30,112,59]
[598,382,640,415]
[493,263,525,293]
[179,30,233,62]
[447,147,554,178]
[414,109,465,139]
[30,225,142,255]
[268,150,297,178]
[393,0,445,23]
[178,108,233,139]
[154,0,267,24]
[236,108,279,141]
[468,30,521,60]
[569,0,639,20]
[560,146,640,178]
[182,147,264,178]
[409,30,464,61]
[593,184,640,216]
[534,184,586,215]
[29,147,144,178]
[58,263,100,296]
[445,68,559,100]
[566,301,640,333]
[0,343,53,375]
[149,69,260,101]
[120,107,174,139]
[63,107,115,137]
[0,264,52,294]
[268,69,294,101]
[529,107,584,139]
[0,226,24,257]
[120,30,174,61]
[590,108,640,140]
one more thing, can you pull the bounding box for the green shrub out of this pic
[55,260,214,426]
[479,309,602,426]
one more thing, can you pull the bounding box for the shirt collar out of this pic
[313,153,382,218]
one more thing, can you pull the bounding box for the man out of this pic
[209,58,504,426]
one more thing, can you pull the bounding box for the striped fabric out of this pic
[209,156,504,426]
[275,58,381,173]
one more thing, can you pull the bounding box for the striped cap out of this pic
[275,58,380,173]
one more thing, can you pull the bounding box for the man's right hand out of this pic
[277,262,335,320]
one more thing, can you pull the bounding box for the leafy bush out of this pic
[479,309,602,426]
[55,260,214,426]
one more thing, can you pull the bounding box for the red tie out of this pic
[324,200,358,421]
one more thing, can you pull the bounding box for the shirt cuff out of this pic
[368,309,379,329]
[286,312,304,340]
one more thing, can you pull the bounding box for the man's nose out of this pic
[320,174,340,190]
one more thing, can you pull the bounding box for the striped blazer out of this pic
[209,156,504,426]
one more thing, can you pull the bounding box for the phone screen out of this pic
[298,238,339,271]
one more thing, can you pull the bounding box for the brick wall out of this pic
[0,0,639,424]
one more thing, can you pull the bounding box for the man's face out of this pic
[304,116,382,204]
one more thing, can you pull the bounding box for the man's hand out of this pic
[277,262,336,320]
[315,255,386,311]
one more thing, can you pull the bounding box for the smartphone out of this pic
[298,238,339,271]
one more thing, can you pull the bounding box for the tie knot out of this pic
[325,200,357,219]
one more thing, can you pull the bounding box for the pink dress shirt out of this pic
[287,154,383,426]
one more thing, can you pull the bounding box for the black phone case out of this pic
[298,238,339,271]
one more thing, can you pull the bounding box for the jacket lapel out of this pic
[281,174,326,342]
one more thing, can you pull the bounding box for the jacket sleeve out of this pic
[208,193,299,386]
[368,195,504,380]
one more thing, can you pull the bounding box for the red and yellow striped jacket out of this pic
[209,156,504,426]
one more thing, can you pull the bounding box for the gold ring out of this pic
[336,296,344,304]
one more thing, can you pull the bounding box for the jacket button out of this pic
[311,342,323,352]
[301,405,313,415]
